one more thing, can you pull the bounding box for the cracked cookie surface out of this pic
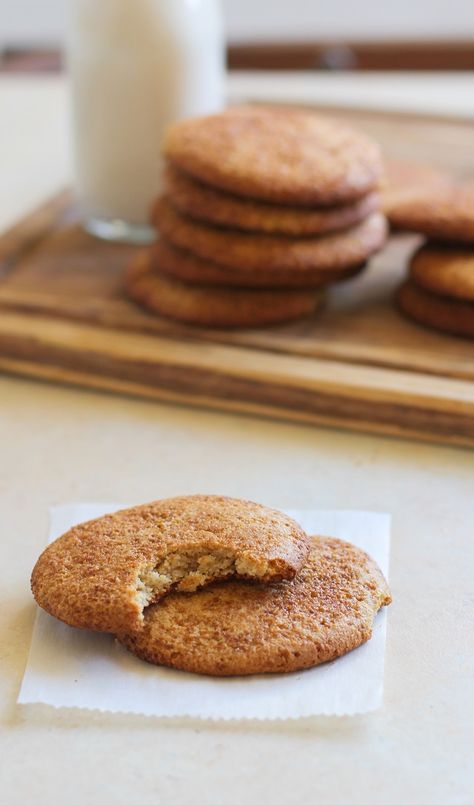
[164,105,383,206]
[118,536,391,676]
[31,495,310,634]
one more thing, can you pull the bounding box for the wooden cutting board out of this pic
[0,107,473,447]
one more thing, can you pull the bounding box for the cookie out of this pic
[154,198,388,273]
[164,105,383,206]
[382,159,452,220]
[388,184,474,242]
[397,280,474,338]
[410,243,474,302]
[163,165,381,237]
[151,238,365,290]
[125,251,323,327]
[118,536,391,676]
[31,496,310,634]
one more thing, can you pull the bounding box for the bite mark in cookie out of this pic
[31,495,310,634]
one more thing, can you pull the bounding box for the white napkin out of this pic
[19,504,390,720]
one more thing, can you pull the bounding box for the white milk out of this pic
[69,0,224,242]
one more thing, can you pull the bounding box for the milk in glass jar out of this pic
[69,0,224,242]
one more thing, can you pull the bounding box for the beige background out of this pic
[1,75,473,804]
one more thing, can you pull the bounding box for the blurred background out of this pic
[1,0,473,72]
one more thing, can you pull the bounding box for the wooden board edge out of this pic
[0,308,473,449]
[1,356,473,448]
[1,285,473,384]
[1,311,473,409]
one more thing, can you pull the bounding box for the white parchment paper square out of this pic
[19,504,390,720]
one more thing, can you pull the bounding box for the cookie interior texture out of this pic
[118,536,391,676]
[31,495,310,634]
[136,547,283,605]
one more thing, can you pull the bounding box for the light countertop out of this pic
[1,72,473,805]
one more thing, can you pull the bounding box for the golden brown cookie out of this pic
[151,238,365,289]
[163,165,381,236]
[118,536,391,676]
[382,159,452,221]
[410,243,474,302]
[164,105,383,206]
[397,280,474,338]
[154,198,387,273]
[125,251,323,327]
[31,496,310,634]
[388,184,474,242]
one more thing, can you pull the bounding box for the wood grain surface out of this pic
[0,107,473,446]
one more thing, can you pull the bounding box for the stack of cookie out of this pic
[125,105,387,328]
[395,184,474,339]
[31,495,391,676]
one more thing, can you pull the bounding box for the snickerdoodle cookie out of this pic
[388,184,474,242]
[382,159,452,221]
[125,251,323,327]
[31,496,310,634]
[164,105,383,206]
[397,280,474,338]
[163,165,381,236]
[151,238,365,289]
[154,198,387,273]
[410,243,474,302]
[118,536,391,676]
[125,251,323,326]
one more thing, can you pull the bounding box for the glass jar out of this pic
[68,0,225,243]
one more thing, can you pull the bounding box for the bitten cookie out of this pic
[388,184,474,242]
[397,280,474,338]
[125,251,323,327]
[154,198,387,273]
[163,165,381,236]
[164,105,383,206]
[31,496,310,634]
[410,243,474,302]
[151,238,365,289]
[118,536,392,676]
